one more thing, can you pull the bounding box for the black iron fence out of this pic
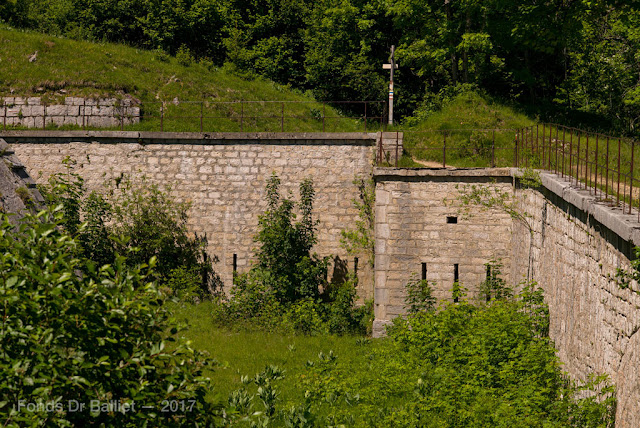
[379,125,640,220]
[1,99,386,133]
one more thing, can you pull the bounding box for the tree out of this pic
[0,207,217,426]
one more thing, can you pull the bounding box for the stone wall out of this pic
[512,172,640,428]
[372,168,514,334]
[373,167,640,427]
[3,131,376,298]
[1,97,140,128]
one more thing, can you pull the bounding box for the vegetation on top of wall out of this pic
[0,25,367,132]
[0,206,219,426]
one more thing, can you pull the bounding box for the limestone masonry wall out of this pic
[4,131,375,298]
[372,168,514,334]
[512,175,640,428]
[374,167,640,427]
[1,97,140,128]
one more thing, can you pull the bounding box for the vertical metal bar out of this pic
[82,99,86,129]
[395,131,399,167]
[3,103,6,131]
[548,124,552,170]
[561,127,566,177]
[629,140,634,215]
[281,102,284,132]
[541,124,545,168]
[617,138,621,207]
[553,125,560,174]
[515,129,519,167]
[160,103,164,132]
[605,137,610,200]
[241,100,244,132]
[492,130,495,167]
[531,125,540,164]
[586,134,590,193]
[120,100,124,131]
[568,129,572,181]
[364,102,368,132]
[322,103,326,132]
[43,102,46,130]
[595,135,599,197]
[443,133,446,168]
[200,101,204,132]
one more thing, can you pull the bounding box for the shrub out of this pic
[404,274,436,314]
[39,160,222,297]
[214,173,370,335]
[0,207,217,426]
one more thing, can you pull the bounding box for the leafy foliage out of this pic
[215,173,371,335]
[340,177,375,268]
[404,274,436,314]
[39,159,221,298]
[297,285,615,427]
[0,207,217,426]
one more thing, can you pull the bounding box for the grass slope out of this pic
[399,92,536,167]
[0,26,369,132]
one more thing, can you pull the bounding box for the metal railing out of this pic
[378,125,640,220]
[1,99,386,133]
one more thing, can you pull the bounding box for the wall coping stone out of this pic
[0,131,379,146]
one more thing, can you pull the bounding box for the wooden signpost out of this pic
[382,45,398,125]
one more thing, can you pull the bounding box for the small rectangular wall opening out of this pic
[421,263,427,281]
[453,263,460,303]
[446,216,458,224]
[232,254,237,274]
[354,257,359,276]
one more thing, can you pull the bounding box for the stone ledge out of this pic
[533,171,640,247]
[0,131,379,146]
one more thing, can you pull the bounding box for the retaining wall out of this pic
[1,97,140,128]
[373,167,640,427]
[2,131,376,297]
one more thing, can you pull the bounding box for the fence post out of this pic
[120,100,124,131]
[82,99,86,129]
[553,125,560,175]
[630,140,635,215]
[593,134,602,198]
[617,138,621,208]
[443,133,446,167]
[3,103,6,131]
[491,130,495,167]
[281,102,284,132]
[561,127,566,177]
[568,129,572,181]
[43,101,47,130]
[241,100,244,132]
[586,134,590,193]
[605,137,610,200]
[160,103,164,132]
[514,129,518,167]
[576,132,581,188]
[200,101,204,132]
[540,123,547,168]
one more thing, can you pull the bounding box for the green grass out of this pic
[0,25,376,132]
[168,301,376,406]
[398,92,536,167]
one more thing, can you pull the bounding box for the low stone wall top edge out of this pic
[373,167,513,179]
[0,130,378,145]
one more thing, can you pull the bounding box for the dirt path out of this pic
[411,157,453,168]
